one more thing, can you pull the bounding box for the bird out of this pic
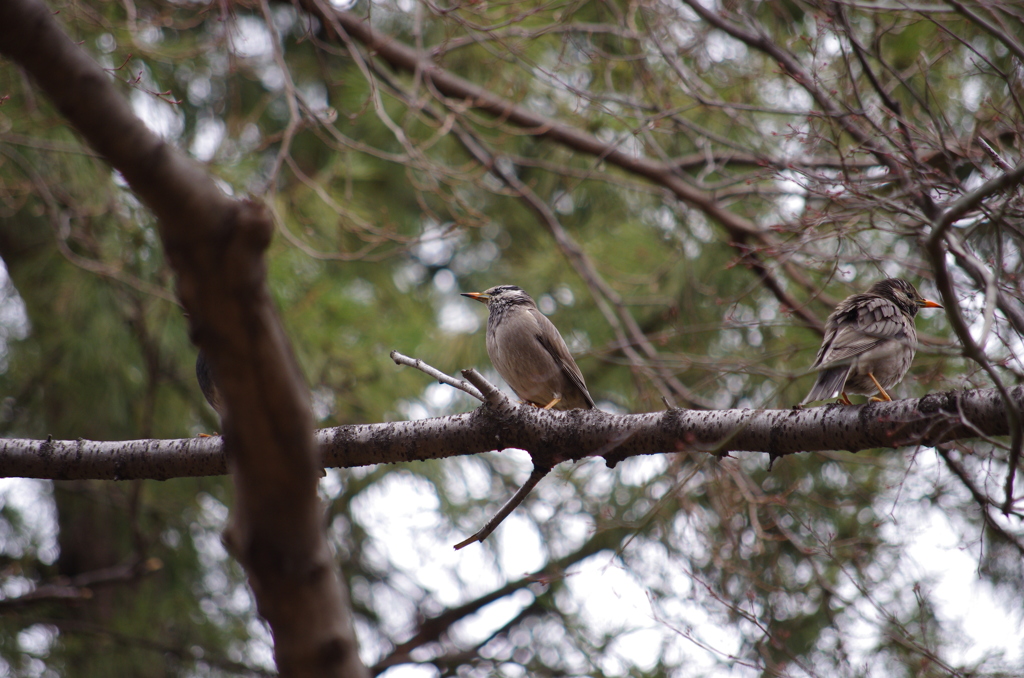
[195,350,225,416]
[802,278,942,405]
[462,285,596,410]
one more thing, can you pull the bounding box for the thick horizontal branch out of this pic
[0,387,1018,481]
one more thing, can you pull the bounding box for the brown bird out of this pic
[803,278,943,405]
[462,285,595,410]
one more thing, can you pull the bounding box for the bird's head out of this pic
[870,278,943,316]
[461,285,536,310]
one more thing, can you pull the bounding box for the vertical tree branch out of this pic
[0,2,366,675]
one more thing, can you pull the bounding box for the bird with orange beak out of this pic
[803,278,943,405]
[462,285,595,410]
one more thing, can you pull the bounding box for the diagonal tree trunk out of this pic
[0,1,367,675]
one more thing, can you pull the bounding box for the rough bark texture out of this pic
[0,386,1018,480]
[0,2,367,675]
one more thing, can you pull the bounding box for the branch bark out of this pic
[0,558,162,612]
[1,387,1019,481]
[0,2,365,675]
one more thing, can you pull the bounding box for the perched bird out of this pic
[803,278,942,405]
[195,350,225,416]
[462,285,595,410]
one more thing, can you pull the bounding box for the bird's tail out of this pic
[802,366,850,405]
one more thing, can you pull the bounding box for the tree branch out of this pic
[391,350,484,401]
[300,2,826,333]
[1,387,1019,480]
[928,160,1024,241]
[0,2,365,675]
[925,162,1024,514]
[0,557,162,612]
[452,464,552,550]
[945,0,1024,63]
[935,445,1024,555]
[370,524,636,674]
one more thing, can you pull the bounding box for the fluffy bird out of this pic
[803,278,942,405]
[462,285,595,410]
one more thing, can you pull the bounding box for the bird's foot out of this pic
[839,392,853,405]
[867,373,892,401]
[542,397,562,410]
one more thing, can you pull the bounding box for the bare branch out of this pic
[1,387,1021,480]
[0,558,162,612]
[925,161,1024,514]
[453,464,551,550]
[370,524,635,674]
[936,445,1024,556]
[461,368,511,409]
[443,115,715,407]
[391,350,484,401]
[945,0,1024,63]
[677,0,926,211]
[301,3,829,333]
[0,2,366,675]
[945,230,1024,338]
[926,257,1022,514]
[929,160,1024,241]
[356,62,721,405]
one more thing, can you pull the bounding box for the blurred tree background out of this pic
[1,0,1022,676]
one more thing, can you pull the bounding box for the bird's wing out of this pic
[814,296,910,368]
[530,308,596,408]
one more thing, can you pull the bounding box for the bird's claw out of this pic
[867,373,892,401]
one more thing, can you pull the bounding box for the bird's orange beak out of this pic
[921,299,943,309]
[461,292,490,304]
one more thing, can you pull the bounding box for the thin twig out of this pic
[390,350,484,401]
[927,231,1023,516]
[460,368,509,409]
[945,0,1024,63]
[453,464,552,550]
[259,0,302,193]
[936,445,1024,555]
[311,4,830,346]
[0,557,162,611]
[925,161,1024,514]
[928,160,1024,241]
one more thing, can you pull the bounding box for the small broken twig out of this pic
[390,350,484,401]
[454,464,552,550]
[461,368,511,409]
[391,353,529,547]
